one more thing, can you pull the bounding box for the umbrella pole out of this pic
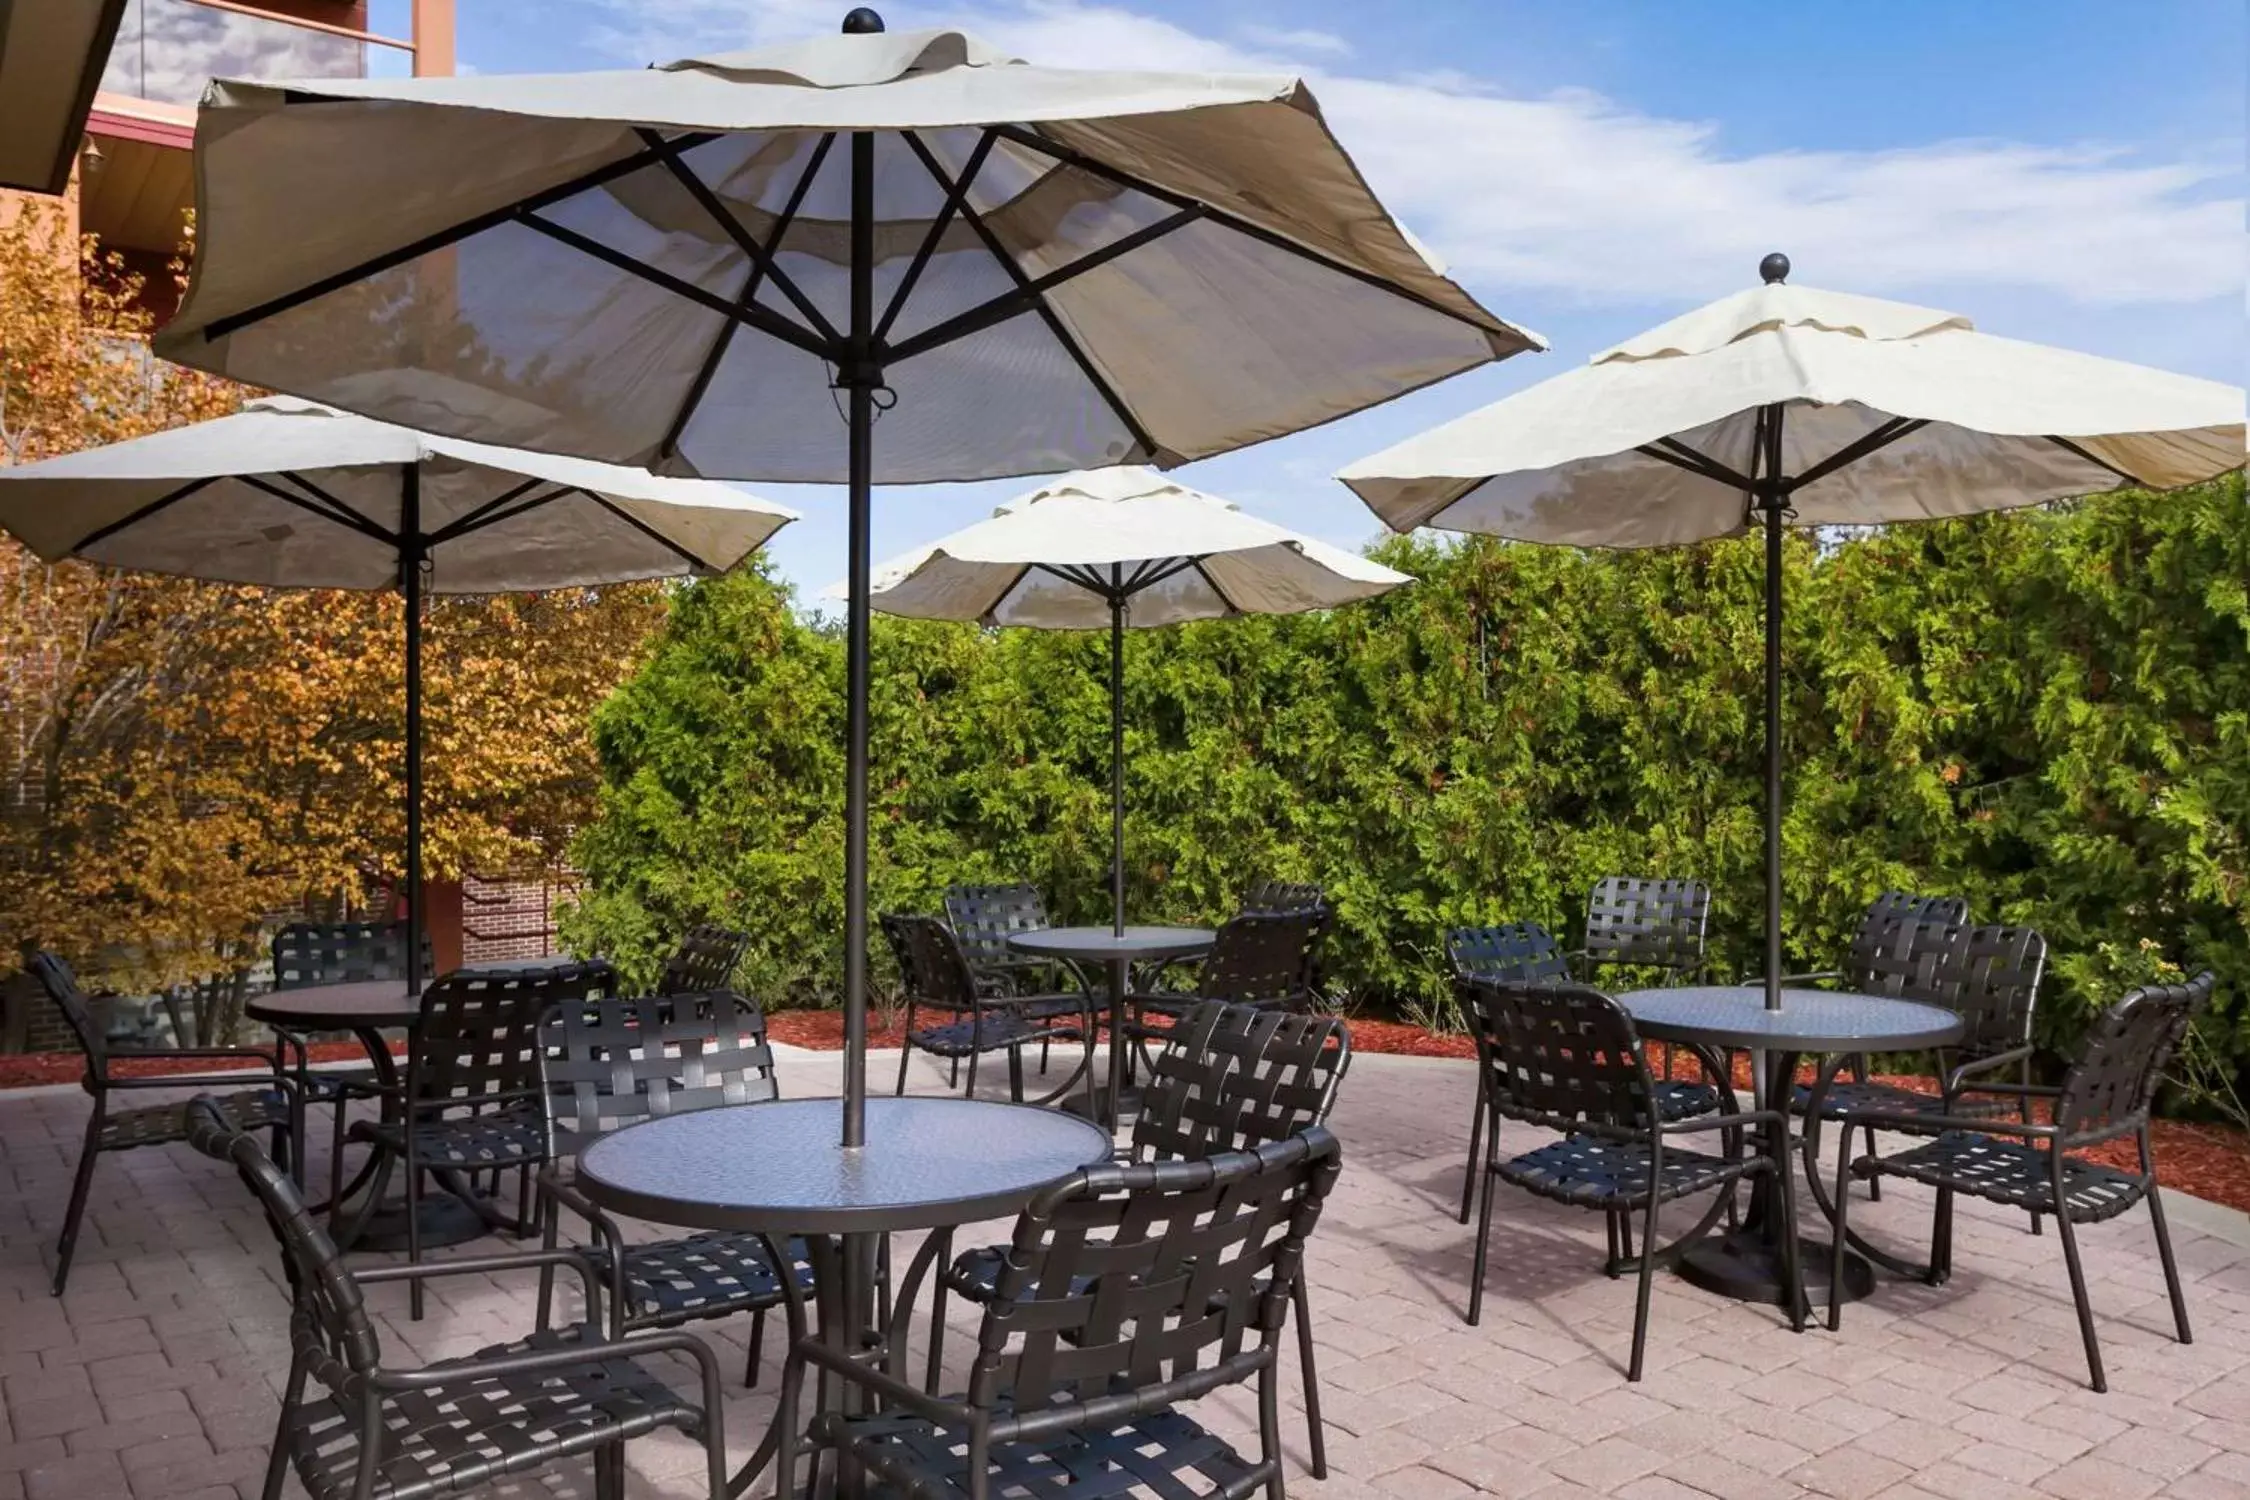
[401,466,425,991]
[1758,403,1787,1012]
[1110,579,1126,938]
[840,126,876,1149]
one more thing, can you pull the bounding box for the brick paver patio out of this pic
[3,1046,2246,1499]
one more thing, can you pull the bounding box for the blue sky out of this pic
[439,0,2245,601]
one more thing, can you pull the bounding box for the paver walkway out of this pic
[3,1045,2246,1499]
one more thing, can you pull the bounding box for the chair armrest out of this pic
[1946,1079,2061,1100]
[355,1248,600,1307]
[794,1336,965,1425]
[537,1172,628,1266]
[372,1327,720,1392]
[1943,1046,2034,1097]
[1660,1107,1785,1137]
[105,1063,294,1092]
[1836,1107,2056,1140]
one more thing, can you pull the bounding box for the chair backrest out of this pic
[879,911,927,998]
[1582,876,1710,973]
[185,1097,382,1394]
[1466,977,1659,1140]
[539,992,778,1159]
[270,921,430,989]
[2057,971,2215,1145]
[659,923,748,995]
[1852,912,1967,1008]
[406,965,606,1116]
[1133,1001,1351,1163]
[1446,922,1571,984]
[27,951,107,1078]
[1945,925,2047,1057]
[1241,879,1325,914]
[965,1128,1342,1415]
[1199,908,1327,1009]
[941,883,1048,970]
[895,914,981,1013]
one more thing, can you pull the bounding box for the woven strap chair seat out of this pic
[286,1326,701,1500]
[908,1011,1079,1060]
[815,1402,1257,1500]
[582,1230,816,1323]
[1652,1081,1724,1122]
[1495,1136,1751,1210]
[1790,1079,2014,1128]
[101,1087,289,1151]
[350,1105,547,1168]
[1855,1132,2149,1224]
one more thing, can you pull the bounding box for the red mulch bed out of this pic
[11,1012,2247,1214]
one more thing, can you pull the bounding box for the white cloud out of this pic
[576,0,2243,310]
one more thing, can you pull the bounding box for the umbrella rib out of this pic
[987,121,1505,338]
[1636,438,1754,490]
[277,469,396,539]
[898,132,1164,466]
[570,488,715,573]
[2044,436,2146,487]
[657,131,838,464]
[239,474,398,546]
[1783,417,1928,493]
[634,128,839,346]
[70,476,222,555]
[876,130,998,347]
[516,210,835,360]
[203,131,721,342]
[425,483,574,545]
[1187,557,1242,616]
[885,206,1203,364]
[1124,556,1202,597]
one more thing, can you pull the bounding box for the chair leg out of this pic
[925,1258,951,1392]
[52,1111,103,1297]
[2053,1207,2107,1392]
[262,1355,307,1500]
[1457,1085,1484,1225]
[1829,1122,1856,1331]
[592,1440,623,1500]
[1928,1186,1954,1286]
[1628,1190,1661,1381]
[1618,1210,1635,1264]
[535,1190,559,1332]
[894,1002,917,1096]
[744,1308,767,1388]
[406,1147,426,1322]
[1258,1359,1288,1500]
[1007,1043,1025,1104]
[1467,1157,1498,1327]
[1861,1125,1883,1202]
[2146,1185,2193,1346]
[1291,1273,1328,1480]
[1771,1153,1807,1334]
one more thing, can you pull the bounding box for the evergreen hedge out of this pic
[564,479,2246,1078]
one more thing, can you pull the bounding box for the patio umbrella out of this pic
[831,465,1412,934]
[0,396,797,986]
[1340,253,2245,1009]
[149,9,1539,1145]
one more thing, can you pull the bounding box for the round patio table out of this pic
[1007,926,1215,1131]
[575,1095,1111,1498]
[1616,985,1963,1306]
[245,980,483,1251]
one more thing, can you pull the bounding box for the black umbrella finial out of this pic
[1759,252,1791,285]
[843,7,886,32]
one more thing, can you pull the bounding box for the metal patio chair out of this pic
[1829,970,2214,1392]
[780,1127,1342,1500]
[344,963,611,1317]
[1447,921,1726,1225]
[1463,976,1803,1379]
[536,990,815,1388]
[943,883,1083,1072]
[934,1001,1352,1478]
[1574,876,1711,981]
[886,914,1084,1101]
[185,1098,726,1500]
[29,950,296,1296]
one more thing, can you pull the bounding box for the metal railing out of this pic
[98,0,414,109]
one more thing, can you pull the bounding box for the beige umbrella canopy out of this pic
[149,9,1540,1147]
[1341,253,2246,1013]
[834,466,1412,932]
[0,396,797,983]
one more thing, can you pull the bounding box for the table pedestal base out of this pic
[1676,1229,1871,1307]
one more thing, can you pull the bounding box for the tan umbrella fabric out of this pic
[839,466,1409,627]
[1341,279,2243,543]
[0,397,795,590]
[155,26,1541,484]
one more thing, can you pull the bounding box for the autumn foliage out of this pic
[0,202,666,990]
